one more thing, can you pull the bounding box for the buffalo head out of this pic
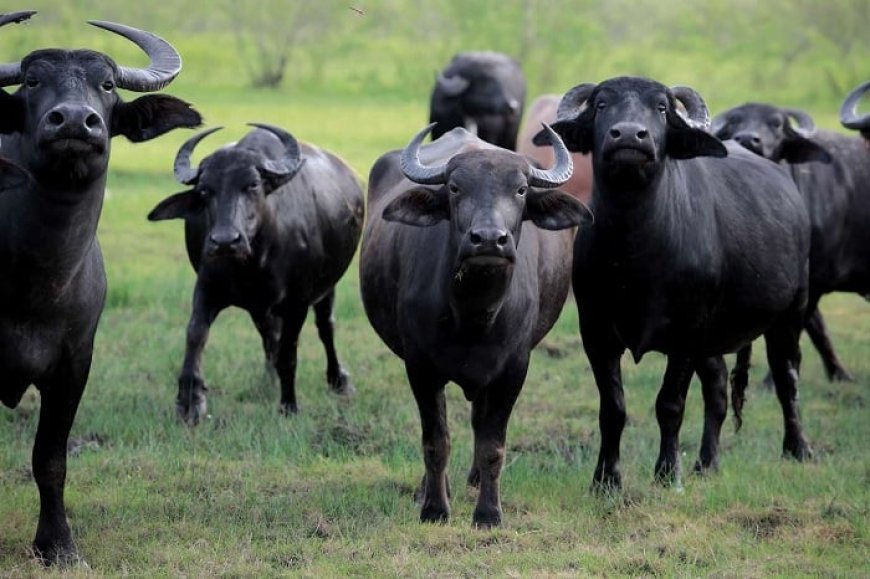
[384,123,590,281]
[0,13,201,186]
[148,124,305,260]
[537,77,727,189]
[712,103,832,164]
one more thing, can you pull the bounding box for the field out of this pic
[1,5,869,577]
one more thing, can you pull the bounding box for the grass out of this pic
[1,92,869,576]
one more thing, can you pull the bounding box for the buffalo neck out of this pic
[448,256,515,334]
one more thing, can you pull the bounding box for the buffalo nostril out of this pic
[47,111,64,126]
[85,114,100,129]
[497,234,508,246]
[637,130,648,140]
[751,136,761,144]
[470,232,482,245]
[609,128,621,139]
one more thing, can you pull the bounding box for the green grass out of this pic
[1,87,869,578]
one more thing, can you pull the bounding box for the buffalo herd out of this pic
[1,10,868,566]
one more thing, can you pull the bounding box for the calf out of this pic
[148,124,364,422]
[360,124,590,526]
[0,12,201,564]
[541,77,812,489]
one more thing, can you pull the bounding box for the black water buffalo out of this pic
[0,12,201,564]
[360,124,590,526]
[429,51,526,150]
[840,80,870,140]
[148,124,364,423]
[539,77,812,489]
[713,99,870,389]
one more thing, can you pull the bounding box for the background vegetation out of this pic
[0,2,867,576]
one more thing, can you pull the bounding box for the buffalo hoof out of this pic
[590,469,622,493]
[692,457,719,476]
[329,368,355,396]
[827,366,854,383]
[279,401,299,416]
[420,503,450,523]
[653,466,682,490]
[472,507,502,529]
[783,436,813,462]
[32,537,83,568]
[175,377,208,426]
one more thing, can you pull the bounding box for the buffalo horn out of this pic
[527,123,574,188]
[400,123,449,185]
[840,81,870,131]
[88,20,182,92]
[174,127,223,185]
[671,86,711,130]
[555,83,596,122]
[783,108,816,137]
[0,10,36,87]
[247,123,305,180]
[436,72,470,97]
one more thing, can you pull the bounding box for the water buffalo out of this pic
[0,12,201,564]
[713,99,870,390]
[540,77,812,489]
[360,123,590,527]
[517,94,593,204]
[148,124,364,423]
[429,51,526,150]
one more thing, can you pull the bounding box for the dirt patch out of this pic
[732,505,802,540]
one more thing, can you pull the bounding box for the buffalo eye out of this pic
[596,101,608,111]
[25,77,39,89]
[768,117,782,129]
[657,102,667,114]
[101,80,115,92]
[517,185,527,196]
[448,183,459,194]
[199,187,213,199]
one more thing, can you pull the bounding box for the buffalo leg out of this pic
[407,361,451,523]
[177,283,223,425]
[585,343,626,490]
[31,355,90,566]
[764,320,813,460]
[250,309,282,381]
[275,302,309,414]
[654,356,694,486]
[693,356,728,474]
[469,365,526,528]
[313,290,354,395]
[805,305,853,382]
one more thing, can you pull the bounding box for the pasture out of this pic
[1,5,869,576]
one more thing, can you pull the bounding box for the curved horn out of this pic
[400,123,449,185]
[783,107,816,137]
[840,81,870,131]
[0,10,36,87]
[555,83,596,122]
[436,72,470,97]
[247,123,305,179]
[174,127,222,185]
[671,86,711,130]
[528,123,573,188]
[88,20,182,92]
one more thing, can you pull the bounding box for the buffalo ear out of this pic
[667,126,728,159]
[781,134,832,164]
[0,89,24,134]
[112,94,203,142]
[524,189,593,230]
[147,190,200,221]
[0,158,32,192]
[382,186,449,226]
[534,114,594,154]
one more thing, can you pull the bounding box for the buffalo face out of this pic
[148,124,305,262]
[713,103,831,164]
[541,78,727,191]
